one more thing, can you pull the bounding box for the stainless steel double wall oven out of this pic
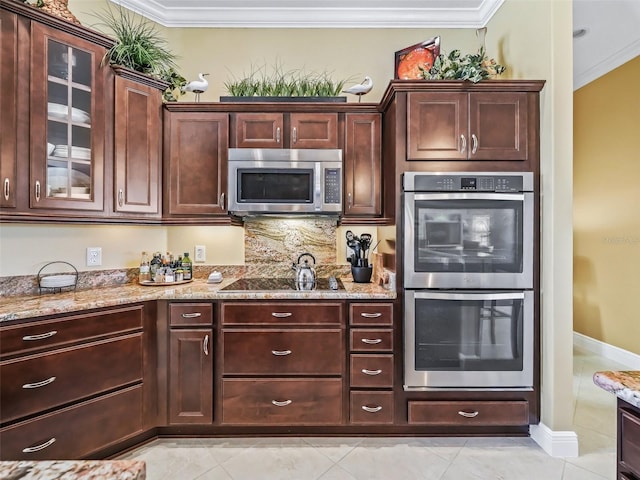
[403,172,535,390]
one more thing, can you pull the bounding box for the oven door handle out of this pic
[411,193,526,202]
[412,291,525,301]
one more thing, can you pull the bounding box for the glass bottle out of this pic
[150,252,162,280]
[139,251,150,283]
[181,252,192,280]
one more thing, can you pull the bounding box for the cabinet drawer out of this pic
[0,385,143,460]
[1,334,142,424]
[223,329,343,375]
[0,306,143,357]
[620,407,640,476]
[349,303,393,326]
[169,303,213,326]
[350,354,394,388]
[222,378,342,425]
[408,401,529,426]
[350,391,394,424]
[350,329,393,352]
[222,302,343,325]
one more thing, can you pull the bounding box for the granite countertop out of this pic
[593,370,640,408]
[0,277,396,323]
[0,460,145,479]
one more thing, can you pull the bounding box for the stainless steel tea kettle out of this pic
[292,253,316,287]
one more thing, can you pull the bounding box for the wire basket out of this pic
[37,261,78,294]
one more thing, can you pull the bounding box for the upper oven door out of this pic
[404,192,534,289]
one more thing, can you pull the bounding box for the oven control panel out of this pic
[404,172,532,192]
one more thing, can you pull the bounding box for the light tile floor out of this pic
[119,345,627,479]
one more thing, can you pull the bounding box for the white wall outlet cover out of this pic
[86,247,102,266]
[194,245,206,262]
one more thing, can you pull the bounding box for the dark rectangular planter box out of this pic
[219,96,347,103]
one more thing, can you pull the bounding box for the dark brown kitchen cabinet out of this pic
[163,108,229,221]
[407,91,528,162]
[0,304,154,460]
[112,68,165,218]
[233,112,339,149]
[618,398,640,480]
[168,303,213,425]
[343,113,382,218]
[0,8,18,210]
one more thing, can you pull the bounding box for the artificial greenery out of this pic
[225,63,350,97]
[423,47,506,83]
[92,5,186,101]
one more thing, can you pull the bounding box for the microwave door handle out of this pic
[314,163,322,210]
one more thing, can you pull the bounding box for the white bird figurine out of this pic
[182,73,209,102]
[342,76,373,103]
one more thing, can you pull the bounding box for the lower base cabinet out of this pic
[619,399,640,480]
[0,385,143,460]
[350,391,394,424]
[408,400,529,427]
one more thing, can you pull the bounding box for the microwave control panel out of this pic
[324,168,341,204]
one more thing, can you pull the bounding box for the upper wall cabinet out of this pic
[407,91,529,162]
[232,112,339,149]
[0,9,18,210]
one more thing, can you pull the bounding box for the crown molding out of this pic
[574,38,640,90]
[110,0,504,28]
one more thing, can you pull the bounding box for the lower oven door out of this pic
[404,290,533,390]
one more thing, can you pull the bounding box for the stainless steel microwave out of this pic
[228,148,343,216]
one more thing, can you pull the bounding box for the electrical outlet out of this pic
[194,245,206,262]
[86,247,102,266]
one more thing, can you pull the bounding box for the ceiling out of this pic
[112,0,640,90]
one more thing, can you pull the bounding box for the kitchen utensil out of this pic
[292,252,316,286]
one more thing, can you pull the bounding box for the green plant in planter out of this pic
[423,47,506,83]
[92,5,186,101]
[225,63,350,97]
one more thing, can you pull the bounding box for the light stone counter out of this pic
[0,277,396,323]
[0,460,145,479]
[593,370,640,409]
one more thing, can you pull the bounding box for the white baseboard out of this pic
[573,331,640,369]
[530,423,579,457]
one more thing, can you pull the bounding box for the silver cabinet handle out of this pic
[118,189,124,207]
[181,312,202,318]
[471,134,478,154]
[361,369,382,376]
[458,410,479,418]
[361,405,382,413]
[3,178,9,201]
[361,338,382,345]
[23,376,56,389]
[276,127,281,143]
[22,437,56,453]
[360,312,382,318]
[272,399,292,407]
[272,349,292,356]
[459,134,467,153]
[292,127,297,144]
[35,180,41,202]
[23,331,57,341]
[220,192,225,209]
[203,334,209,356]
[271,312,292,318]
[347,192,352,209]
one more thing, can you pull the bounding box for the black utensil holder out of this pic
[351,266,372,283]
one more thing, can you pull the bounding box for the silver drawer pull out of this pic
[22,437,56,453]
[271,312,292,318]
[272,400,292,407]
[181,312,202,318]
[360,312,382,318]
[361,338,382,345]
[23,331,58,341]
[361,405,382,413]
[272,350,292,356]
[458,410,479,418]
[203,334,209,356]
[3,178,9,201]
[22,376,56,389]
[361,369,382,376]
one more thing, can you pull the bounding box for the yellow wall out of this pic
[573,56,640,355]
[2,0,576,437]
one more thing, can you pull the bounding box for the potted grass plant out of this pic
[92,5,186,101]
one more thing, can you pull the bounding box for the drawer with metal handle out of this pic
[349,303,393,326]
[222,302,342,326]
[169,302,213,326]
[408,400,529,426]
[350,391,394,424]
[223,329,343,375]
[350,329,393,352]
[350,354,394,388]
[222,378,342,425]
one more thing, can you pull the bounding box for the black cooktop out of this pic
[221,277,344,291]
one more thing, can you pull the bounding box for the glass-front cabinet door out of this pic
[29,22,106,211]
